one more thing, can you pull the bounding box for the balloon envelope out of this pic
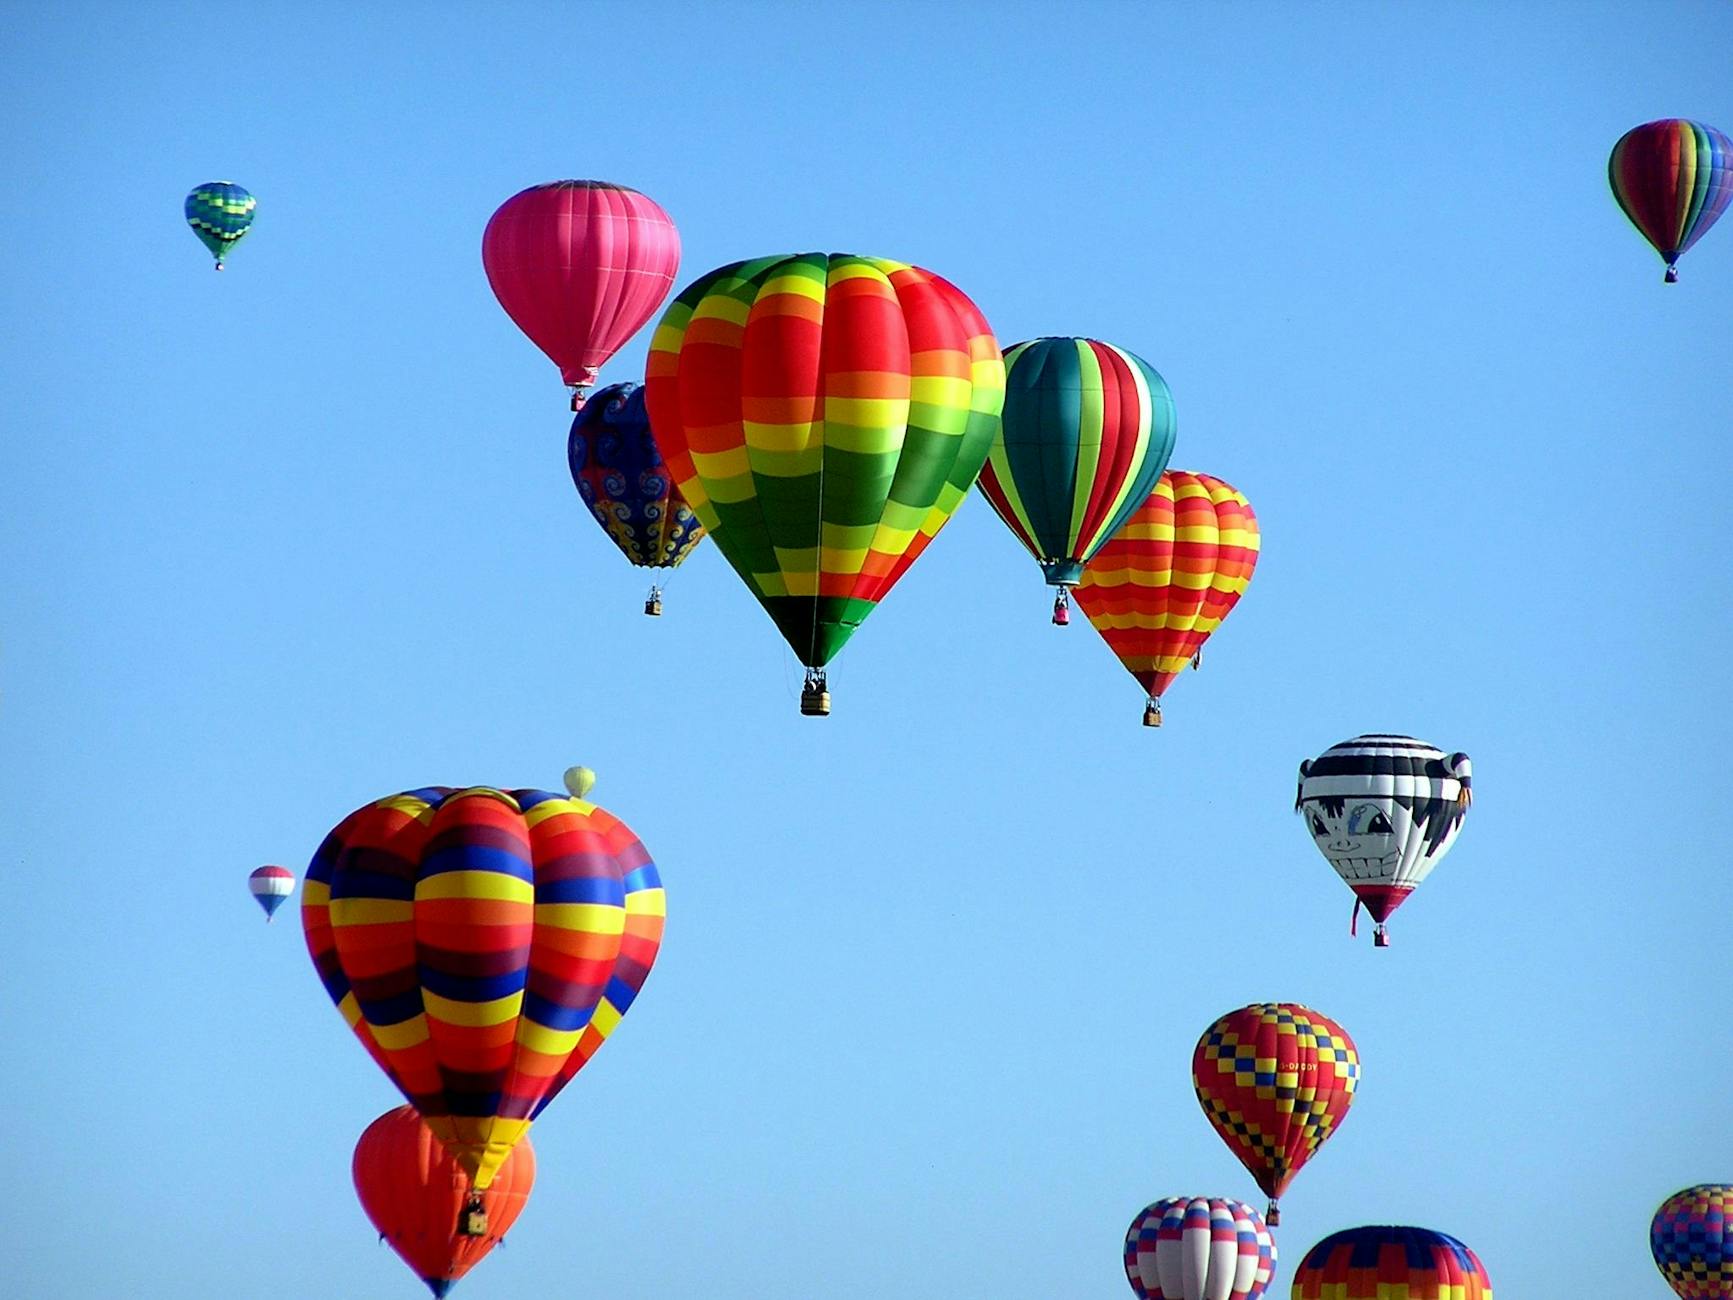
[568,382,704,570]
[645,252,1005,670]
[1652,1184,1733,1300]
[247,865,295,920]
[184,181,255,268]
[1076,471,1258,718]
[1609,119,1732,280]
[482,181,680,394]
[301,785,665,1188]
[1295,734,1471,943]
[1191,1002,1358,1220]
[1124,1197,1275,1300]
[354,1105,535,1298]
[978,337,1176,588]
[1291,1226,1491,1299]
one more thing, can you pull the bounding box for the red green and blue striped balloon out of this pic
[1609,119,1732,282]
[301,784,665,1191]
[977,337,1177,598]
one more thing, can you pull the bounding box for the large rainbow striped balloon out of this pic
[1290,1226,1492,1299]
[1075,471,1259,726]
[301,784,665,1190]
[645,253,1004,695]
[1609,119,1732,282]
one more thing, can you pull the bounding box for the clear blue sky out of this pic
[3,3,1729,1297]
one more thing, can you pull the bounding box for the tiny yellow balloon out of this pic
[562,766,596,799]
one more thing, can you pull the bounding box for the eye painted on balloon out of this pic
[1347,804,1393,835]
[1309,814,1330,838]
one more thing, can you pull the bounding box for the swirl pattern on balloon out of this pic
[567,382,705,569]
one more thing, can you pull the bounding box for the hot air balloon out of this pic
[644,252,1005,715]
[1124,1197,1276,1300]
[1609,120,1732,282]
[1652,1184,1733,1299]
[301,777,664,1227]
[563,766,596,800]
[1075,471,1259,726]
[483,181,681,408]
[976,337,1176,625]
[354,1105,535,1299]
[1291,1226,1492,1299]
[567,382,705,614]
[247,865,295,921]
[1295,735,1471,947]
[1192,1003,1358,1226]
[184,182,256,270]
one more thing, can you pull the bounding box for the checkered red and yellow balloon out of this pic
[1191,1002,1358,1224]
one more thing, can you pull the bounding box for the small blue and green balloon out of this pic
[185,181,256,269]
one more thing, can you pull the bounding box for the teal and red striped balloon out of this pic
[977,337,1176,623]
[301,783,665,1191]
[1609,119,1732,282]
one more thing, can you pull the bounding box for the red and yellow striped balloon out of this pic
[1074,471,1259,725]
[302,785,665,1190]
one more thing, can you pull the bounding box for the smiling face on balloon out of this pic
[1303,796,1404,881]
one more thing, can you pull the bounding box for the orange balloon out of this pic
[353,1106,536,1298]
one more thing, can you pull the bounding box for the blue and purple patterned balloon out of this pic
[567,383,704,606]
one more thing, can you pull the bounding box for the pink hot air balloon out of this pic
[482,181,681,408]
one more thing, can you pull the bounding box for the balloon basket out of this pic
[1266,1201,1280,1226]
[800,671,830,717]
[1373,924,1390,949]
[1051,589,1071,626]
[1665,265,1679,283]
[644,589,663,617]
[1142,701,1162,728]
[460,1197,488,1237]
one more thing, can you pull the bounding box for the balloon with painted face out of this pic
[1295,734,1471,947]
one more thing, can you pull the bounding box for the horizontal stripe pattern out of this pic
[1075,470,1259,710]
[302,785,665,1189]
[645,253,1004,667]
